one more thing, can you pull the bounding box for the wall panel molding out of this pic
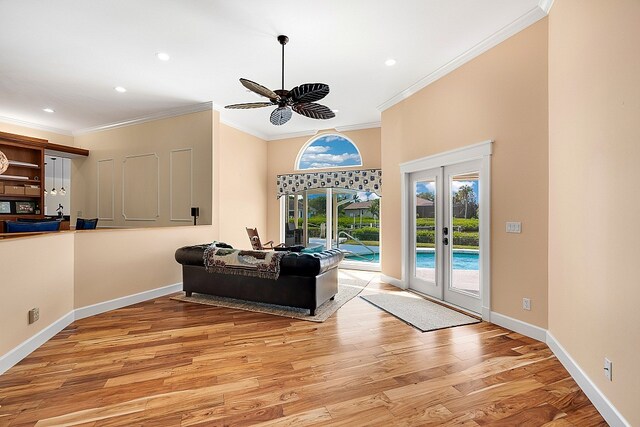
[122,153,160,221]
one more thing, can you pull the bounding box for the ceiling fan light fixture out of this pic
[225,35,335,125]
[270,106,292,126]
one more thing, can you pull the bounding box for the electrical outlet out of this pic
[604,358,612,381]
[522,298,531,311]
[506,222,522,233]
[77,210,83,217]
[28,308,40,324]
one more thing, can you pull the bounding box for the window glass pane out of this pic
[297,134,362,170]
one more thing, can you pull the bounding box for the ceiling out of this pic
[0,0,550,140]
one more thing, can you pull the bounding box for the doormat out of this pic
[360,292,480,332]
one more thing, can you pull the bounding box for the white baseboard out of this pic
[380,274,406,289]
[490,311,547,342]
[0,283,183,375]
[546,332,630,427]
[75,282,183,320]
[0,311,74,375]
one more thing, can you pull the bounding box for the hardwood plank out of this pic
[0,271,607,426]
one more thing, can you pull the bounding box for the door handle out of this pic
[443,237,449,245]
[443,227,449,236]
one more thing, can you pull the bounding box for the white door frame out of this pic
[400,141,492,320]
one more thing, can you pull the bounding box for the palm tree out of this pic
[454,185,475,218]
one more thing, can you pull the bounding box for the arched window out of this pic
[296,134,362,170]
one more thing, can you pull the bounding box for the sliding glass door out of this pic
[282,188,381,268]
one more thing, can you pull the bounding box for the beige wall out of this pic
[548,1,640,424]
[73,110,214,228]
[74,226,215,307]
[218,123,268,248]
[0,233,74,356]
[266,127,381,242]
[0,121,75,147]
[381,20,549,327]
[0,226,215,363]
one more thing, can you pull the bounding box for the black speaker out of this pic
[191,207,200,225]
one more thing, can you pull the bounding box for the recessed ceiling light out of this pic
[332,109,339,113]
[156,52,170,61]
[43,108,54,113]
[385,58,397,67]
[114,86,127,93]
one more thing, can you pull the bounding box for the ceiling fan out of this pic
[225,35,335,126]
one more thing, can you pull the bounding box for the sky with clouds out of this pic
[299,135,362,169]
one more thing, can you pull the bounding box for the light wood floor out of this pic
[0,271,606,426]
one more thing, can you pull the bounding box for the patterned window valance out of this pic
[277,169,382,199]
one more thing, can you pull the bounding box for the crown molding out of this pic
[538,0,555,14]
[257,122,382,142]
[335,122,381,132]
[0,115,72,136]
[73,101,213,136]
[377,4,549,112]
[266,129,319,142]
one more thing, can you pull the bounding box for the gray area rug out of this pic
[360,292,480,332]
[171,270,375,323]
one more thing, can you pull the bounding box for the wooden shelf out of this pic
[0,214,44,219]
[7,160,40,169]
[0,132,45,232]
[0,176,38,182]
[0,194,42,199]
[0,177,42,184]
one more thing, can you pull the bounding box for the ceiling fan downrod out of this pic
[278,35,288,93]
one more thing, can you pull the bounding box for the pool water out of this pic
[347,251,479,270]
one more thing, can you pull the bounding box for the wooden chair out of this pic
[246,227,281,250]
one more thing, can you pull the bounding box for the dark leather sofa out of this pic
[174,245,344,315]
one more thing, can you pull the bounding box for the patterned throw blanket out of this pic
[203,246,286,280]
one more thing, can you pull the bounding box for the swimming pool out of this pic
[346,251,479,270]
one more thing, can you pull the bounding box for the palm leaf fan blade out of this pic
[292,103,335,120]
[290,83,330,103]
[225,102,273,109]
[240,78,279,101]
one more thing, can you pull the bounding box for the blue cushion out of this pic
[6,221,61,233]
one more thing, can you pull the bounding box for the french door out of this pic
[408,160,482,314]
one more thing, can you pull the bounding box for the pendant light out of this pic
[50,157,57,196]
[59,158,67,196]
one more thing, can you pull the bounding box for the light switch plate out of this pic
[604,358,612,381]
[506,222,522,233]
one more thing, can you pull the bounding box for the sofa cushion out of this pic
[175,244,343,277]
[280,249,344,277]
